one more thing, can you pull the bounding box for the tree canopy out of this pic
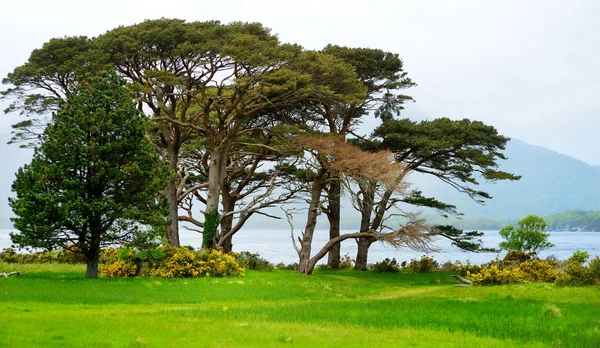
[498,215,554,253]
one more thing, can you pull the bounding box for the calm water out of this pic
[1,229,599,265]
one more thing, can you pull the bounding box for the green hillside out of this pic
[412,139,600,220]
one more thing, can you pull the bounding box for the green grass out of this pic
[0,262,599,347]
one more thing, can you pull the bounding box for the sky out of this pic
[0,0,599,224]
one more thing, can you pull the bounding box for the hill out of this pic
[411,139,600,220]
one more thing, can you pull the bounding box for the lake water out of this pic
[1,228,599,265]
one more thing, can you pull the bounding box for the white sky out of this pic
[1,0,599,164]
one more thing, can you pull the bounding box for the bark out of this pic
[203,145,229,249]
[84,229,102,278]
[326,177,341,268]
[85,252,100,278]
[355,181,376,270]
[354,236,376,271]
[165,145,181,247]
[298,170,326,274]
[219,187,235,253]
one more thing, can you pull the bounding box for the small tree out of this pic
[9,72,167,278]
[499,215,554,254]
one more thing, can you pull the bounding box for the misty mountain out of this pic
[411,139,600,220]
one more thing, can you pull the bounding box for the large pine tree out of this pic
[9,72,167,277]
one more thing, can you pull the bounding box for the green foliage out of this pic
[99,246,244,278]
[545,209,600,231]
[233,251,274,271]
[555,252,600,286]
[54,245,87,264]
[202,210,220,249]
[499,215,554,253]
[275,262,299,271]
[370,117,520,204]
[9,72,168,277]
[433,225,497,252]
[569,250,589,263]
[409,255,439,273]
[502,250,533,266]
[372,258,400,272]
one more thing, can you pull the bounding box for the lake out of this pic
[1,228,599,265]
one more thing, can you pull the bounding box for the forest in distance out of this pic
[422,210,600,232]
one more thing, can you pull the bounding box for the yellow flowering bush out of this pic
[466,265,524,285]
[517,259,556,282]
[467,258,558,285]
[99,246,244,278]
[100,260,138,277]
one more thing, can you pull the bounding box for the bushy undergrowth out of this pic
[100,246,244,278]
[465,250,599,286]
[409,256,438,273]
[0,245,87,264]
[372,258,400,272]
[232,251,274,271]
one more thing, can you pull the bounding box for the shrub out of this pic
[569,250,589,264]
[55,245,87,264]
[233,252,274,271]
[588,256,600,284]
[554,252,600,286]
[151,248,244,278]
[440,261,458,272]
[0,248,18,263]
[466,265,523,285]
[99,246,244,278]
[275,263,298,271]
[502,250,532,265]
[409,256,438,273]
[456,261,482,277]
[100,260,138,277]
[517,259,556,282]
[339,254,354,270]
[372,258,400,272]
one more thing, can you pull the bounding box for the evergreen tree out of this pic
[9,72,167,277]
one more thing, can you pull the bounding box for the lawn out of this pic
[0,262,599,347]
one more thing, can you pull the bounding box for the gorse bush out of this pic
[554,254,600,286]
[100,246,244,278]
[409,256,439,273]
[518,259,556,282]
[467,259,556,285]
[372,258,400,272]
[0,246,86,264]
[502,250,532,265]
[233,251,274,271]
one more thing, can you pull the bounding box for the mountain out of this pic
[411,139,600,220]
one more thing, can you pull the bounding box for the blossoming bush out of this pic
[100,246,244,278]
[467,259,556,285]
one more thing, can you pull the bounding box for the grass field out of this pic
[0,262,599,347]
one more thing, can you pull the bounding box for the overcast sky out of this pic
[1,0,599,167]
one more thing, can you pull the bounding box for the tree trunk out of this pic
[203,146,228,249]
[219,187,235,253]
[354,181,376,270]
[302,231,378,275]
[298,170,325,274]
[355,236,376,270]
[85,228,102,278]
[165,146,180,247]
[326,177,341,268]
[85,251,100,278]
